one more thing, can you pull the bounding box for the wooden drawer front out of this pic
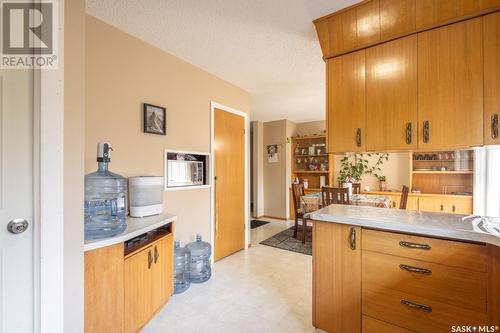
[362,229,488,272]
[363,285,487,332]
[363,251,487,312]
[362,315,415,333]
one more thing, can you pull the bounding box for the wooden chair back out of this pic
[321,186,350,206]
[291,183,305,217]
[352,183,361,194]
[399,185,410,210]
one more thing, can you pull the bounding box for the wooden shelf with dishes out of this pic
[289,134,334,218]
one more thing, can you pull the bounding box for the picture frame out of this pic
[143,103,166,135]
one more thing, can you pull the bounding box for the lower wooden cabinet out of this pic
[84,243,125,333]
[124,234,173,333]
[313,224,498,333]
[378,192,472,215]
[313,222,361,333]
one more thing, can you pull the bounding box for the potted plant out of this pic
[337,153,389,187]
[378,175,387,192]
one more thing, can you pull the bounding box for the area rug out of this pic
[250,220,270,229]
[259,226,312,255]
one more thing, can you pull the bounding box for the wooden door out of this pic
[356,0,381,46]
[124,246,153,333]
[313,222,361,333]
[85,244,124,333]
[418,18,483,150]
[484,12,500,145]
[419,196,445,213]
[151,235,173,312]
[415,0,481,29]
[214,108,245,261]
[366,35,418,151]
[328,50,366,153]
[380,0,416,39]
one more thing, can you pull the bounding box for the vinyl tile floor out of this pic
[143,218,316,333]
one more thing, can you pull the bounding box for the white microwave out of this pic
[166,159,204,188]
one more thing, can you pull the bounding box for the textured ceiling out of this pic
[86,0,359,122]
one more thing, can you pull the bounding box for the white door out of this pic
[0,69,34,332]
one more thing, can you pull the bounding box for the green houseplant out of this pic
[337,153,389,185]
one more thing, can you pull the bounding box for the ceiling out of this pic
[86,0,359,122]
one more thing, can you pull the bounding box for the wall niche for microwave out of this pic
[164,150,210,190]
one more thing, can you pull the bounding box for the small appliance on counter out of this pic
[165,151,209,190]
[129,176,164,217]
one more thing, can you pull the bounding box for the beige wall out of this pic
[85,16,250,245]
[65,0,85,330]
[333,152,411,191]
[262,120,288,218]
[293,120,326,136]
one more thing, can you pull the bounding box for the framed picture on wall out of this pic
[143,103,166,135]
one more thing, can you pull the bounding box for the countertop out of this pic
[310,204,500,247]
[84,213,177,252]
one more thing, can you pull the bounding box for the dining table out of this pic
[301,192,392,213]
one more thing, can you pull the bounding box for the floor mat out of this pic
[250,220,270,229]
[259,226,312,255]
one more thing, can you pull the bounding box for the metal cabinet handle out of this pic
[406,122,412,144]
[349,227,356,250]
[452,205,456,213]
[492,114,499,139]
[401,299,432,312]
[148,250,153,269]
[399,241,431,250]
[154,246,159,264]
[356,128,362,147]
[400,264,432,275]
[423,121,430,143]
[440,204,444,211]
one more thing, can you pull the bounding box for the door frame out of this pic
[210,101,249,263]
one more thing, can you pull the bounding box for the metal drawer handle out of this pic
[423,121,430,143]
[401,299,432,312]
[349,227,356,250]
[356,128,362,147]
[400,264,432,275]
[154,245,159,264]
[399,241,431,250]
[148,250,153,269]
[406,122,412,144]
[492,114,499,139]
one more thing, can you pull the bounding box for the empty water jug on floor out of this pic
[186,234,212,283]
[84,142,127,240]
[174,240,191,294]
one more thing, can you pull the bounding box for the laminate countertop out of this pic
[84,213,177,252]
[310,204,500,247]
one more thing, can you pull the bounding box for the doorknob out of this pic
[7,218,29,234]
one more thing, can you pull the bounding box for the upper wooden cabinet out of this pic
[314,0,500,58]
[366,35,418,151]
[484,12,500,145]
[356,0,381,45]
[328,50,366,153]
[417,18,483,150]
[380,0,416,38]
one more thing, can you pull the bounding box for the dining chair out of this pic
[321,186,350,206]
[291,183,305,239]
[352,183,361,194]
[399,185,410,210]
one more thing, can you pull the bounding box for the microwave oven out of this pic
[167,159,204,187]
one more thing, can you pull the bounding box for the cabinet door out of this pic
[328,50,366,153]
[313,222,361,333]
[356,0,380,46]
[366,35,417,151]
[419,196,445,213]
[85,243,124,333]
[151,235,174,312]
[380,0,416,39]
[418,18,483,150]
[415,0,481,29]
[327,10,358,55]
[444,197,473,214]
[124,246,153,333]
[484,12,500,145]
